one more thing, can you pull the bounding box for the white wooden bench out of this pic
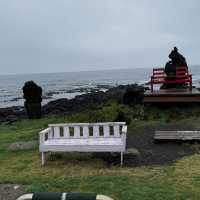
[39,122,127,166]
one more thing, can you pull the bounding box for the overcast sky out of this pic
[0,0,200,74]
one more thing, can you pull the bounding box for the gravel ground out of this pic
[101,122,199,166]
[0,184,26,200]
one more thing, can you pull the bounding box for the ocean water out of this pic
[0,66,200,108]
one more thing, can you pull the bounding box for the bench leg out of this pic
[120,152,123,167]
[41,152,45,166]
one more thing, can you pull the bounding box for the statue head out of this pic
[173,46,178,52]
[169,46,179,60]
[166,46,188,73]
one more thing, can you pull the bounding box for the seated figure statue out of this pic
[165,47,188,77]
[161,47,188,89]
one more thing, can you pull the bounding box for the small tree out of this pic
[22,81,42,119]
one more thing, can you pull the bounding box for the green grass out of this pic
[1,104,200,199]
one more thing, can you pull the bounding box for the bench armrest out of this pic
[122,125,127,134]
[39,128,50,144]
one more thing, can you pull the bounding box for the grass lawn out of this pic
[1,105,200,199]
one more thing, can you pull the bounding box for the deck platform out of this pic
[144,88,200,103]
[154,131,200,141]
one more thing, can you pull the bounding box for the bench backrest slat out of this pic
[64,127,70,138]
[54,126,60,139]
[47,123,126,139]
[114,125,120,137]
[93,125,99,137]
[74,126,80,138]
[103,125,110,137]
[48,130,53,139]
[176,66,188,70]
[83,126,89,138]
[153,72,165,75]
[152,68,165,77]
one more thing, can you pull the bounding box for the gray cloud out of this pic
[0,0,199,74]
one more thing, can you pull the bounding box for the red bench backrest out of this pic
[152,66,189,78]
[153,68,165,77]
[176,66,188,78]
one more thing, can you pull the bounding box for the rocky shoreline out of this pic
[0,84,144,124]
[4,84,114,103]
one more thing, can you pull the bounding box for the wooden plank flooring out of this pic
[154,131,200,140]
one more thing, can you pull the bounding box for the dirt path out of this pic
[102,122,199,166]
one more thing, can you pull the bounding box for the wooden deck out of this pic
[154,131,200,140]
[144,88,200,103]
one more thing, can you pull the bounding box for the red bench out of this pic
[150,66,192,92]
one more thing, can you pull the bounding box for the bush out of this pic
[123,85,144,106]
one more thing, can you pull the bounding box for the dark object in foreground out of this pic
[115,111,131,125]
[123,84,144,105]
[32,192,96,200]
[22,81,42,119]
[17,192,113,200]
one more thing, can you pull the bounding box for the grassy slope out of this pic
[1,104,200,199]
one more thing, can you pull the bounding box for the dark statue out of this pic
[22,81,42,119]
[161,47,188,89]
[164,47,187,76]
